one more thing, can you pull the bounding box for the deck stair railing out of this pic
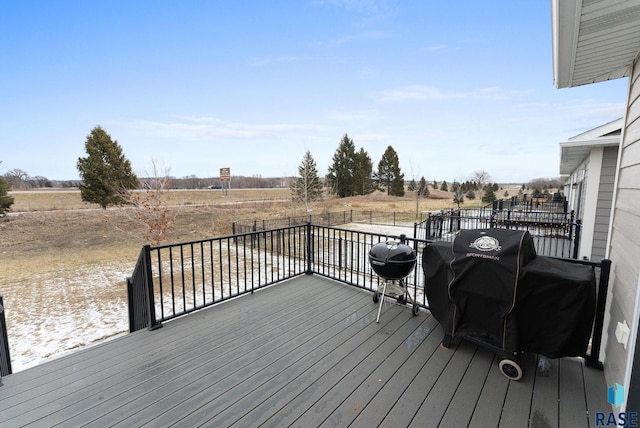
[127,223,609,369]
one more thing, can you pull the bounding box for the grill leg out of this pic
[376,281,388,323]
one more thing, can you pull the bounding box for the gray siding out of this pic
[591,146,617,262]
[605,58,640,389]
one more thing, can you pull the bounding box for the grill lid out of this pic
[369,241,416,262]
[368,241,417,280]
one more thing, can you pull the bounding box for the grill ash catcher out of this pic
[368,235,419,323]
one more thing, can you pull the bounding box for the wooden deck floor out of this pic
[0,275,609,427]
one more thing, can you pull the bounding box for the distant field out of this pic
[8,187,292,212]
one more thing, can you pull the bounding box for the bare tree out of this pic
[4,169,29,189]
[29,176,52,188]
[470,170,492,189]
[453,186,465,208]
[121,160,177,245]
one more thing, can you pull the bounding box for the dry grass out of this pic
[1,186,519,370]
[2,186,518,285]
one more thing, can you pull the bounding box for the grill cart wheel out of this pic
[372,292,380,303]
[412,303,419,316]
[499,358,523,380]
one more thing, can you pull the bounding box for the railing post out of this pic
[305,222,313,274]
[572,219,582,260]
[0,296,12,376]
[143,245,162,330]
[585,259,611,369]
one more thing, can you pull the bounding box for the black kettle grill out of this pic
[368,237,419,322]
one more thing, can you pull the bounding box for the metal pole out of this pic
[0,296,12,376]
[144,245,162,330]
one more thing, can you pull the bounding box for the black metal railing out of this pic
[128,226,310,327]
[128,224,428,331]
[0,296,12,376]
[414,209,580,258]
[556,257,611,368]
[126,223,609,368]
[0,220,607,375]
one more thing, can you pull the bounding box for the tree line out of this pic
[0,125,561,219]
[291,134,406,205]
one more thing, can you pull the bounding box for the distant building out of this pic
[560,118,621,262]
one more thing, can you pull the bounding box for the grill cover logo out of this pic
[469,236,501,252]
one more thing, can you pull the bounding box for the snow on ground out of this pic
[344,222,416,239]
[6,263,131,373]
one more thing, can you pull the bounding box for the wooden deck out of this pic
[0,275,609,427]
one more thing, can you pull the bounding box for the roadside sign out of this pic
[220,167,231,182]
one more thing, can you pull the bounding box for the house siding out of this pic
[604,58,640,395]
[591,146,617,262]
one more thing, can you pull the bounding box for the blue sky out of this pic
[0,1,627,183]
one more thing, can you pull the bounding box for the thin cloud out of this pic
[316,30,390,46]
[325,0,387,14]
[373,85,534,103]
[125,117,322,140]
[329,109,380,122]
[247,54,315,67]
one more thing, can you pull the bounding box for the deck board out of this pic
[0,275,608,428]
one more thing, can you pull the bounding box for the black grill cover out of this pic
[423,229,596,358]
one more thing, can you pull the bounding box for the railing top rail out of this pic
[150,223,309,250]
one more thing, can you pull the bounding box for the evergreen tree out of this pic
[326,134,357,197]
[291,150,323,206]
[0,175,14,215]
[481,186,497,204]
[354,148,375,195]
[408,179,416,192]
[77,126,139,208]
[418,176,429,198]
[374,146,404,196]
[440,180,448,191]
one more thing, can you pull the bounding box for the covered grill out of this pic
[423,229,596,380]
[368,238,419,322]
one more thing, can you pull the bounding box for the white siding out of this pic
[604,58,640,395]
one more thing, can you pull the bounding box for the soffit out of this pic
[552,0,640,88]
